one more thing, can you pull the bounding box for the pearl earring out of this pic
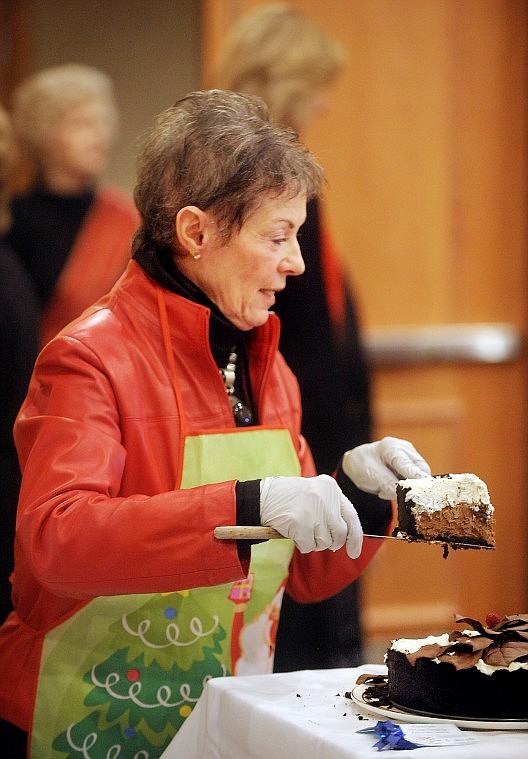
[193,253,201,260]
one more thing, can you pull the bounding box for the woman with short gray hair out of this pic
[0,89,428,757]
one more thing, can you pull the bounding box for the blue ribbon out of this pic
[373,720,421,751]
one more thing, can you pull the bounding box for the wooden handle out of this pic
[214,525,284,540]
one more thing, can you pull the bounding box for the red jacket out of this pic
[0,261,385,729]
[40,185,139,347]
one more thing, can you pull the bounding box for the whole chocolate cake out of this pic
[386,614,528,720]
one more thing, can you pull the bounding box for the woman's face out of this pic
[43,98,113,189]
[186,192,307,331]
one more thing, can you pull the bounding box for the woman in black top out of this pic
[217,3,377,669]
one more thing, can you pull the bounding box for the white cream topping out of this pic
[390,631,528,674]
[398,473,493,515]
[475,659,528,674]
[391,633,453,653]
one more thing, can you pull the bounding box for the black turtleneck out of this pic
[7,186,95,306]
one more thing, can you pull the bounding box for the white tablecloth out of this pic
[161,664,528,758]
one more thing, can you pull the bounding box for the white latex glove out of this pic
[342,436,431,501]
[260,474,363,558]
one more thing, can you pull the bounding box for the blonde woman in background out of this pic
[6,64,139,347]
[217,3,377,671]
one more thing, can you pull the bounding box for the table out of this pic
[161,664,528,758]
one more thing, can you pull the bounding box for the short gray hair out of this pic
[133,89,324,253]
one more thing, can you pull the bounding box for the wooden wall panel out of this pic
[200,0,528,654]
[0,0,30,105]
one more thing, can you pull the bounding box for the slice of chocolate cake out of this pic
[395,473,495,547]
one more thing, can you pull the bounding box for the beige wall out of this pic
[202,1,528,641]
[27,0,200,192]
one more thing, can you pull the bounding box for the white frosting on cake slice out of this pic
[398,473,493,515]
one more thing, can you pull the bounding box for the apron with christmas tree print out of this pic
[31,279,302,758]
[30,425,298,758]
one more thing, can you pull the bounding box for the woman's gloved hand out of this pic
[342,436,431,501]
[259,474,363,558]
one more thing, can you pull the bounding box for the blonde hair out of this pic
[10,63,118,187]
[216,3,346,131]
[0,106,17,234]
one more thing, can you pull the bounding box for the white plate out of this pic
[350,684,528,731]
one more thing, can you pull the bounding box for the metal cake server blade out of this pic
[213,525,494,549]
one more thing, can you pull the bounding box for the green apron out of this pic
[30,427,299,758]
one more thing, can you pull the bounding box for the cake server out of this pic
[214,526,393,540]
[213,525,494,548]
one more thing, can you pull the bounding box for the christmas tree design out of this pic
[51,591,228,758]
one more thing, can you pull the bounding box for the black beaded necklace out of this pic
[219,350,253,426]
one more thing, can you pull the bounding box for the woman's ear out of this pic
[175,206,210,257]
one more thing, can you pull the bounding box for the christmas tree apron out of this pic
[29,294,300,757]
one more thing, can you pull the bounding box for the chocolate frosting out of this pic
[406,614,528,669]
